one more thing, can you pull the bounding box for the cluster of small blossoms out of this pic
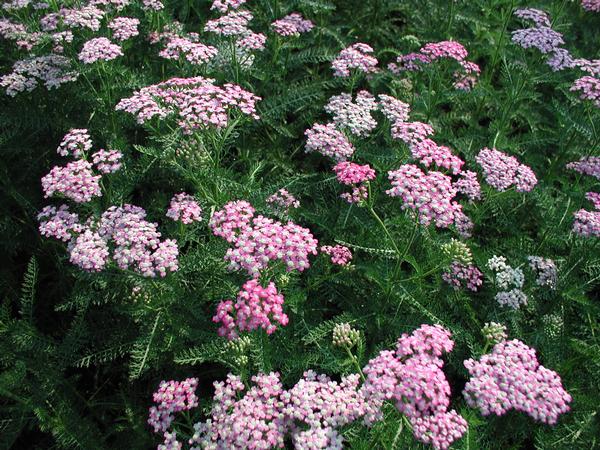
[333,161,376,204]
[304,123,355,161]
[324,91,378,137]
[116,77,260,134]
[360,325,467,449]
[332,322,360,347]
[41,159,102,203]
[204,10,253,36]
[391,120,434,143]
[442,261,483,292]
[453,170,482,201]
[210,200,318,277]
[528,256,558,289]
[271,13,314,37]
[142,0,164,10]
[573,192,600,237]
[156,31,219,65]
[108,16,139,41]
[210,0,246,13]
[441,239,472,264]
[386,164,462,228]
[38,205,82,241]
[266,188,300,214]
[331,43,378,78]
[57,129,92,158]
[487,256,528,309]
[570,76,600,108]
[567,156,600,180]
[511,27,564,54]
[463,340,571,424]
[410,139,465,175]
[79,37,123,63]
[166,193,202,225]
[377,94,410,123]
[321,244,353,266]
[514,8,551,27]
[213,279,288,339]
[475,148,537,192]
[482,322,508,345]
[1,55,78,96]
[68,229,110,272]
[237,31,267,51]
[283,371,365,450]
[148,378,199,434]
[188,373,289,449]
[92,149,122,173]
[582,0,600,12]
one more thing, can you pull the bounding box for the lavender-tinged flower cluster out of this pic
[92,149,122,173]
[378,94,410,122]
[38,204,82,241]
[331,43,378,78]
[453,170,482,201]
[210,0,246,13]
[271,13,314,37]
[333,161,376,204]
[108,17,140,41]
[528,256,558,289]
[570,76,600,108]
[582,0,600,12]
[79,37,123,63]
[148,378,199,434]
[305,123,355,161]
[476,148,537,192]
[266,188,300,214]
[213,279,288,339]
[360,325,467,449]
[573,192,600,237]
[487,256,528,309]
[514,8,551,27]
[567,156,600,180]
[204,10,253,36]
[1,55,78,96]
[324,91,378,137]
[166,193,202,224]
[116,77,261,134]
[210,201,318,277]
[42,159,102,203]
[463,340,571,424]
[158,35,219,65]
[68,229,109,272]
[442,261,483,292]
[57,129,92,158]
[512,27,564,54]
[321,244,353,266]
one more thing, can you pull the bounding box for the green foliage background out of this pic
[0,0,599,448]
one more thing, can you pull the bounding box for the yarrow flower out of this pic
[528,256,558,289]
[454,170,482,201]
[148,378,199,433]
[68,229,109,272]
[158,36,219,65]
[116,77,260,133]
[236,32,266,51]
[92,149,122,173]
[573,192,600,237]
[388,52,431,73]
[482,322,508,344]
[333,161,376,203]
[325,91,378,137]
[420,40,468,62]
[321,244,352,266]
[57,129,92,158]
[331,43,378,78]
[204,10,253,36]
[442,261,483,292]
[78,37,123,63]
[332,322,360,346]
[271,13,314,36]
[511,27,564,54]
[409,139,465,175]
[166,193,202,224]
[582,0,600,12]
[547,48,577,72]
[391,121,435,145]
[567,156,600,180]
[38,204,81,241]
[514,8,551,27]
[41,159,102,203]
[213,279,288,339]
[441,239,473,264]
[210,0,246,13]
[463,339,571,424]
[570,76,600,108]
[304,123,355,161]
[209,200,255,242]
[476,148,537,192]
[108,17,139,41]
[266,189,300,214]
[378,94,410,123]
[1,55,78,96]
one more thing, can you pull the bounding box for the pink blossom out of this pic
[148,378,199,433]
[388,52,431,73]
[166,192,202,224]
[420,41,468,61]
[582,0,600,12]
[332,43,378,78]
[271,13,314,36]
[68,229,109,272]
[321,244,352,265]
[570,76,600,107]
[78,37,123,64]
[475,148,537,192]
[92,149,122,173]
[391,121,435,145]
[37,204,81,241]
[325,91,378,137]
[204,10,253,36]
[210,0,246,13]
[57,129,92,158]
[266,188,300,213]
[305,123,355,161]
[237,32,266,51]
[442,261,483,291]
[454,170,481,201]
[410,139,464,175]
[159,36,218,65]
[41,160,102,203]
[108,17,139,41]
[333,161,376,204]
[512,27,564,54]
[209,199,255,242]
[378,94,410,123]
[411,411,468,450]
[514,8,551,27]
[567,156,600,179]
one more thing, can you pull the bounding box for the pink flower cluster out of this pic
[325,91,378,137]
[420,41,468,61]
[210,200,318,277]
[567,156,600,180]
[582,0,600,12]
[1,55,78,96]
[463,340,571,424]
[204,10,253,36]
[512,27,564,54]
[453,170,482,201]
[210,0,246,13]
[237,32,266,51]
[570,76,600,108]
[68,229,109,272]
[528,256,557,288]
[57,128,92,158]
[386,164,462,228]
[148,378,199,433]
[360,325,467,449]
[442,261,483,291]
[266,188,300,213]
[391,121,435,143]
[410,139,464,175]
[475,148,537,192]
[573,192,600,237]
[158,35,219,65]
[41,159,102,203]
[305,123,355,161]
[213,279,288,339]
[38,204,81,241]
[79,37,123,64]
[332,43,378,78]
[321,244,352,266]
[116,76,261,133]
[333,161,376,203]
[108,16,139,41]
[92,149,123,173]
[271,13,314,37]
[166,193,202,224]
[514,8,551,27]
[378,94,410,123]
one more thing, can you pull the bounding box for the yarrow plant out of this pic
[476,148,537,192]
[166,193,202,225]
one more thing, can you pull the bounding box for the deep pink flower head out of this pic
[463,339,571,425]
[148,378,199,433]
[411,411,468,450]
[321,244,352,265]
[391,121,435,145]
[420,41,468,62]
[333,161,376,185]
[475,148,537,192]
[209,200,255,242]
[332,43,378,78]
[410,139,464,175]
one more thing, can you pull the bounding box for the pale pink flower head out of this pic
[108,17,139,41]
[210,0,246,13]
[68,229,109,272]
[166,192,202,224]
[92,149,122,173]
[304,123,355,161]
[332,43,378,78]
[514,8,551,27]
[582,0,600,12]
[378,94,410,123]
[79,37,123,63]
[37,204,81,241]
[57,128,92,158]
[204,10,253,36]
[511,27,564,54]
[325,91,378,137]
[41,159,102,203]
[475,148,537,192]
[271,13,314,36]
[321,244,352,266]
[570,76,600,108]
